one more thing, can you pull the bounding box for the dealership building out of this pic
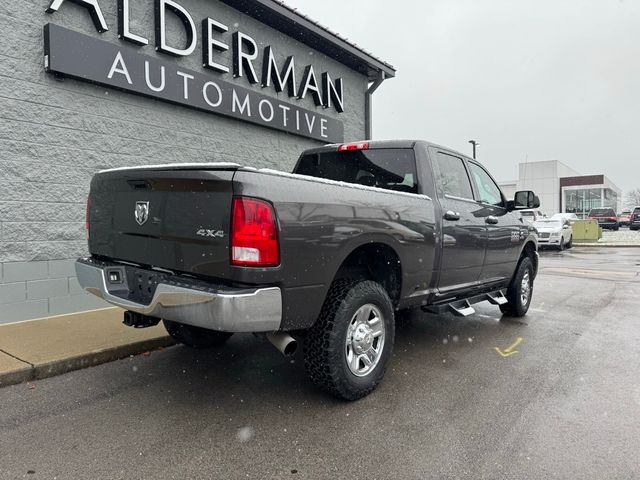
[0,0,395,323]
[499,160,621,218]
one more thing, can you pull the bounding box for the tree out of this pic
[623,189,640,208]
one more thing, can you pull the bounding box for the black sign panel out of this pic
[44,24,344,143]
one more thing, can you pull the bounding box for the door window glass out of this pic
[435,152,474,199]
[469,162,504,206]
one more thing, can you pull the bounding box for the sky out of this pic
[284,0,640,192]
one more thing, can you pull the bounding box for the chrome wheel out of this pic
[345,304,385,377]
[520,271,531,305]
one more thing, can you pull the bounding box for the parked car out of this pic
[551,213,579,224]
[533,218,573,250]
[520,209,546,224]
[629,206,640,230]
[587,208,619,230]
[76,140,540,400]
[618,209,632,227]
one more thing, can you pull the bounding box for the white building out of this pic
[499,160,621,218]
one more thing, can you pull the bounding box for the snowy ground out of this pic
[581,228,640,246]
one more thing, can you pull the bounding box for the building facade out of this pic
[499,160,621,218]
[0,0,394,323]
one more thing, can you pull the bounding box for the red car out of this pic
[588,208,619,230]
[618,209,632,227]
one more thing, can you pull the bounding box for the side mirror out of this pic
[511,190,540,210]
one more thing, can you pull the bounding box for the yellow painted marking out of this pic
[494,337,523,357]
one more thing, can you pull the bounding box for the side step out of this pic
[486,291,508,305]
[449,300,476,317]
[423,289,508,317]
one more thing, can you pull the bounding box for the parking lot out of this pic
[1,247,639,479]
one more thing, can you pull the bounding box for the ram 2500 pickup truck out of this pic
[76,140,540,400]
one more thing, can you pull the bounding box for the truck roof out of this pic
[302,140,472,160]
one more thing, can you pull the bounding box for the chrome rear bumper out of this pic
[75,259,282,332]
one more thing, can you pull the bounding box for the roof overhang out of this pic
[217,0,396,81]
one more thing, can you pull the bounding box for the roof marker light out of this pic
[338,142,369,152]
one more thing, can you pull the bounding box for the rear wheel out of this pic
[163,320,233,349]
[304,279,395,401]
[500,256,534,318]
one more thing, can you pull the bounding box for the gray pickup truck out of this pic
[77,140,539,400]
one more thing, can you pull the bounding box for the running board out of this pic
[423,289,507,316]
[449,300,475,317]
[486,291,508,305]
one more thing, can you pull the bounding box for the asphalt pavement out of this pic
[1,247,639,479]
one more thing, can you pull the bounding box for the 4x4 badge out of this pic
[135,201,149,226]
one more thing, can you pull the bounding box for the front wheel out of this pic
[500,256,534,318]
[566,235,573,249]
[304,280,395,401]
[163,320,233,349]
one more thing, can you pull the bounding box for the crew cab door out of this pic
[467,160,523,282]
[431,149,486,292]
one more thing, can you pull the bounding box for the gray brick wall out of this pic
[0,0,368,323]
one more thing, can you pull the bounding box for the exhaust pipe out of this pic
[266,332,298,357]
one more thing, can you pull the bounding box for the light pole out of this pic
[468,140,479,159]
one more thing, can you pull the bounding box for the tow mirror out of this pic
[509,190,540,210]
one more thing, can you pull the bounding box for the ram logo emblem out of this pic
[135,201,150,226]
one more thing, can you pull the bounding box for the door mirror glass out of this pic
[514,191,540,209]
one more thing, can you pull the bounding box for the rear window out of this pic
[589,208,616,216]
[295,149,418,194]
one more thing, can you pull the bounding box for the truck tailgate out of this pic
[88,167,237,278]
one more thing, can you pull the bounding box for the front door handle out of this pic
[485,215,499,225]
[443,210,460,221]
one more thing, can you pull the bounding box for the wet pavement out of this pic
[1,247,639,479]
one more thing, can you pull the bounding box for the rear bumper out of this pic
[594,220,618,228]
[75,258,282,333]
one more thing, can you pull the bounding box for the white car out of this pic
[534,218,573,250]
[520,209,546,224]
[551,213,579,224]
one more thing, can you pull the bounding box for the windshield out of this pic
[589,208,616,216]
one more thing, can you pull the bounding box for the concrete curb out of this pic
[0,336,175,388]
[573,243,640,247]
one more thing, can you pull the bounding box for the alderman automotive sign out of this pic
[43,0,345,142]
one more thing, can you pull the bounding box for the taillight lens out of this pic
[85,194,92,239]
[231,197,280,267]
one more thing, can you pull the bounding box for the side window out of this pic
[435,152,474,200]
[469,162,504,207]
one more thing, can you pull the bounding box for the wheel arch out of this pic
[331,241,403,308]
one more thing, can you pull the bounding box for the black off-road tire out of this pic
[500,256,534,318]
[558,239,565,251]
[163,320,233,349]
[303,279,395,401]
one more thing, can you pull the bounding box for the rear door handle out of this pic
[443,211,460,221]
[485,215,499,225]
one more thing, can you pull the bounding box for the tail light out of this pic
[231,197,280,267]
[338,141,369,152]
[85,194,92,240]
